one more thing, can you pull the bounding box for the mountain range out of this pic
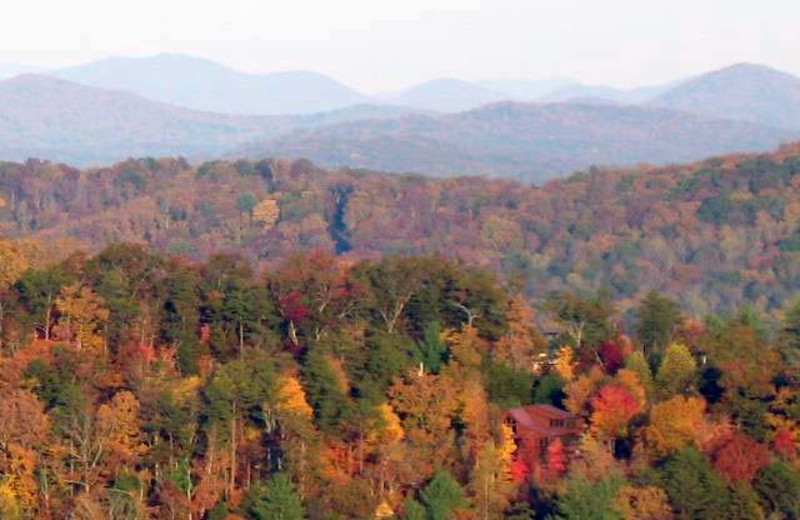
[0,56,798,179]
[237,101,795,183]
[54,54,368,115]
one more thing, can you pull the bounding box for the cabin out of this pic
[506,404,581,466]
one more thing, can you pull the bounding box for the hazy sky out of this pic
[2,0,797,92]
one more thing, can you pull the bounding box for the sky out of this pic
[1,0,798,93]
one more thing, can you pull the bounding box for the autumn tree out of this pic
[0,238,32,350]
[711,432,769,484]
[493,294,547,371]
[591,383,643,441]
[614,485,673,520]
[643,396,706,458]
[55,283,111,351]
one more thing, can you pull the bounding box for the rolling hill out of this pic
[1,143,799,315]
[476,78,576,101]
[236,101,797,183]
[649,63,800,130]
[378,78,508,112]
[0,74,299,165]
[0,75,429,166]
[54,53,367,115]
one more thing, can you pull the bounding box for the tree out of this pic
[556,473,625,520]
[636,291,683,362]
[643,396,706,458]
[15,266,71,341]
[204,353,277,497]
[359,257,428,334]
[419,470,469,520]
[723,482,765,520]
[55,283,110,351]
[417,321,447,374]
[494,294,547,371]
[614,485,673,520]
[624,352,654,400]
[159,261,201,375]
[246,474,305,520]
[702,321,779,399]
[660,448,728,520]
[0,238,32,349]
[655,343,696,399]
[591,384,642,440]
[782,298,800,374]
[302,347,353,434]
[546,290,616,362]
[712,432,770,483]
[755,462,800,519]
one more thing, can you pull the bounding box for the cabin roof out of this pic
[506,404,580,436]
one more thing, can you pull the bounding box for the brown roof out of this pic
[506,404,580,437]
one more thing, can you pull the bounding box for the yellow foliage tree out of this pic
[554,346,577,381]
[370,403,405,444]
[0,482,22,520]
[276,375,314,418]
[252,198,281,229]
[615,485,674,520]
[565,365,604,416]
[642,396,706,459]
[97,391,145,465]
[55,283,110,351]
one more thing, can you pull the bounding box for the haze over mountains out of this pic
[54,54,368,115]
[238,102,794,182]
[0,54,797,180]
[648,63,800,130]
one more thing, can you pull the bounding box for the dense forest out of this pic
[2,143,800,317]
[0,242,798,519]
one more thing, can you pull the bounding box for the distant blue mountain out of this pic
[377,78,508,112]
[53,54,367,115]
[0,62,47,79]
[649,63,800,130]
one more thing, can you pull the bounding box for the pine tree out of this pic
[660,448,729,520]
[419,470,469,520]
[246,474,305,520]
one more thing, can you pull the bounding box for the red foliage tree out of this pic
[545,438,568,480]
[713,431,770,483]
[773,427,797,461]
[591,383,642,438]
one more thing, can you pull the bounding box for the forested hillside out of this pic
[0,240,798,518]
[2,144,800,316]
[238,102,796,182]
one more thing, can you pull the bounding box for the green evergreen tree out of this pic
[636,291,683,362]
[533,372,566,406]
[555,473,624,520]
[723,482,765,520]
[660,448,729,520]
[246,474,305,520]
[419,470,469,520]
[754,462,800,519]
[302,347,353,433]
[417,321,448,374]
